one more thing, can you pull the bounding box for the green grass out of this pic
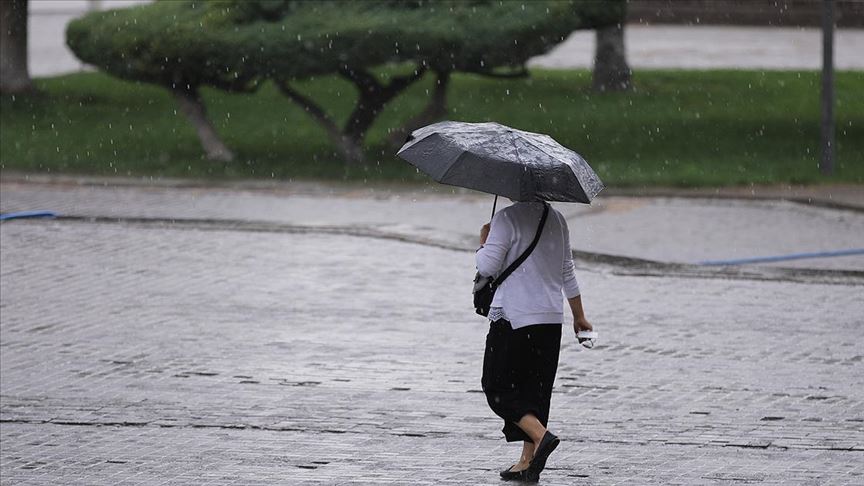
[1,69,862,186]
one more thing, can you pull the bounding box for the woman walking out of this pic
[476,200,592,482]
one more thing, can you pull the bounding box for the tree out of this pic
[67,0,624,163]
[593,22,631,92]
[67,1,258,162]
[1,0,33,94]
[266,0,625,159]
[327,0,626,150]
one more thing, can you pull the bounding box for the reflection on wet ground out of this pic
[2,181,863,272]
[1,198,862,483]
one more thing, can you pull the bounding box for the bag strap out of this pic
[495,202,549,286]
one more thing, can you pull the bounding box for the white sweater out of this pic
[476,202,580,329]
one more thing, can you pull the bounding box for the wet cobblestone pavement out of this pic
[2,180,863,271]
[1,183,863,484]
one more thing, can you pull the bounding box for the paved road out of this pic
[2,180,862,271]
[28,0,150,78]
[528,26,864,71]
[1,182,863,484]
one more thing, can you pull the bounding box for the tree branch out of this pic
[338,67,382,94]
[170,84,234,162]
[274,79,341,137]
[339,64,428,99]
[208,76,261,94]
[382,64,429,95]
[281,64,429,163]
[386,69,450,149]
[342,64,428,143]
[275,79,365,164]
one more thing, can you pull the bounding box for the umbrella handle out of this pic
[490,195,498,222]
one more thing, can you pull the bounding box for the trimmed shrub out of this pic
[67,0,625,162]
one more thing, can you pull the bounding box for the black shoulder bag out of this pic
[473,203,549,317]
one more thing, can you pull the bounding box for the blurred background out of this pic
[23,0,864,77]
[2,0,863,187]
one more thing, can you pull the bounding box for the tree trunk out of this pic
[592,23,631,92]
[342,90,388,146]
[275,80,365,164]
[276,67,426,164]
[340,65,428,164]
[0,0,34,94]
[340,66,427,151]
[276,66,426,164]
[387,70,450,150]
[171,86,234,162]
[335,137,366,165]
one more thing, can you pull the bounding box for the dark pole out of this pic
[820,0,835,175]
[490,195,498,222]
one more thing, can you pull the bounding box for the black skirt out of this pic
[481,319,562,442]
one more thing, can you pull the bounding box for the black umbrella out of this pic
[397,121,604,217]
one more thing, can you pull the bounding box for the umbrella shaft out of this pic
[490,195,498,222]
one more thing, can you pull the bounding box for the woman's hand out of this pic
[574,316,593,334]
[480,223,490,245]
[567,295,591,335]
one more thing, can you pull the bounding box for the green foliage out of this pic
[3,69,862,186]
[65,0,626,159]
[204,0,302,24]
[66,1,261,91]
[66,0,625,88]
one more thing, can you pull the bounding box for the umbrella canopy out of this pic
[397,121,604,203]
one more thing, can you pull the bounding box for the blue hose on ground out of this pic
[0,210,58,221]
[699,248,864,266]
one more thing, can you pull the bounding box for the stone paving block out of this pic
[1,212,863,483]
[3,181,864,271]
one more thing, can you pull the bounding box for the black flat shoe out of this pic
[524,431,560,482]
[499,465,526,481]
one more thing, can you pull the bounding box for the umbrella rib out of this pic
[514,135,592,200]
[436,149,469,183]
[437,151,527,197]
[509,130,521,164]
[515,135,585,173]
[416,129,507,151]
